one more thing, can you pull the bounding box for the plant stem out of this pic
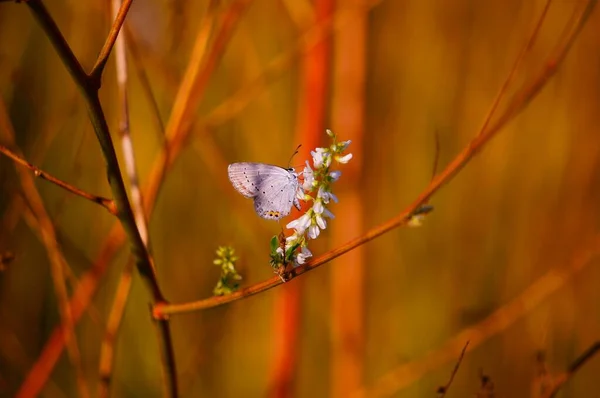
[25,0,177,396]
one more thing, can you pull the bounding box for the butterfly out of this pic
[228,162,302,220]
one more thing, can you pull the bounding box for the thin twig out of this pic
[90,0,133,82]
[0,327,67,398]
[17,1,253,395]
[476,0,553,137]
[437,341,469,397]
[152,0,597,318]
[25,0,159,298]
[97,0,148,394]
[541,342,600,398]
[18,206,91,398]
[124,26,167,138]
[0,99,91,398]
[17,1,596,395]
[16,227,125,398]
[19,0,177,397]
[25,0,88,86]
[199,0,385,130]
[98,0,150,393]
[1,91,81,234]
[356,235,600,398]
[0,143,116,214]
[98,260,134,398]
[111,0,149,246]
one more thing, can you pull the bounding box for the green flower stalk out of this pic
[213,246,242,295]
[270,129,352,274]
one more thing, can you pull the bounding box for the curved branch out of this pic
[21,0,176,396]
[153,0,597,318]
[16,1,254,396]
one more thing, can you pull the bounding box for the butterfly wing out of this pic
[228,162,300,220]
[228,162,272,198]
[253,170,299,220]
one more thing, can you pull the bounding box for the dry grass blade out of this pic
[0,99,90,398]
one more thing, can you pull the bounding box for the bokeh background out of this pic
[1,0,600,397]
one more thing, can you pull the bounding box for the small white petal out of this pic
[313,200,324,214]
[339,140,351,150]
[336,153,353,164]
[316,214,327,230]
[295,246,312,265]
[328,192,338,203]
[308,225,320,239]
[311,151,322,168]
[317,186,332,203]
[286,214,311,234]
[301,246,312,257]
[329,170,341,181]
[326,129,335,138]
[286,219,300,230]
[302,180,313,191]
[323,207,335,219]
[302,162,314,190]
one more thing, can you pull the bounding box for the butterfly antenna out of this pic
[287,144,302,168]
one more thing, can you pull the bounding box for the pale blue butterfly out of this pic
[228,162,302,220]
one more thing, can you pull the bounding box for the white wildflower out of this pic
[317,186,338,204]
[271,129,352,268]
[311,148,327,168]
[338,140,352,151]
[329,170,341,181]
[308,224,320,239]
[335,153,353,164]
[286,213,311,235]
[302,161,315,191]
[296,246,312,264]
[323,207,335,219]
[315,213,327,230]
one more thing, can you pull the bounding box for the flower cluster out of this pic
[213,246,242,295]
[270,129,352,273]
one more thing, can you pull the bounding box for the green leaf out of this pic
[270,235,279,253]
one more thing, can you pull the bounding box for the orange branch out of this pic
[153,0,597,319]
[0,143,116,214]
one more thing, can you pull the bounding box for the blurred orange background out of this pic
[1,0,599,397]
